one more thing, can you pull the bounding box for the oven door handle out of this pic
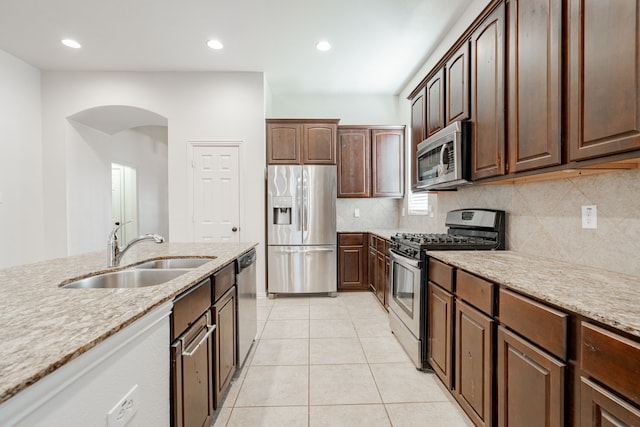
[390,250,421,269]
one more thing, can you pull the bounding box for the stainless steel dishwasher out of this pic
[236,248,257,368]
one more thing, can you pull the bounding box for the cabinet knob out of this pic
[232,227,238,232]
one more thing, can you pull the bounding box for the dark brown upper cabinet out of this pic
[446,42,470,124]
[266,119,339,165]
[568,0,640,161]
[337,128,370,197]
[337,126,405,198]
[507,0,562,173]
[426,68,446,138]
[371,128,405,198]
[470,2,506,181]
[409,87,426,190]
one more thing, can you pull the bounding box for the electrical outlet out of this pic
[581,205,597,229]
[107,385,138,427]
[354,207,360,218]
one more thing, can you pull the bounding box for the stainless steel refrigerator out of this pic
[267,165,337,296]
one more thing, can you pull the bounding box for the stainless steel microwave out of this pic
[415,120,470,190]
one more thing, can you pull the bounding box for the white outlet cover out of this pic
[581,205,597,229]
[107,384,138,427]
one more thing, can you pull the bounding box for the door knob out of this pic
[232,227,238,232]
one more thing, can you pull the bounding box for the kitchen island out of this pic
[0,241,257,421]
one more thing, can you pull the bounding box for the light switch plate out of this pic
[354,207,360,218]
[581,205,597,229]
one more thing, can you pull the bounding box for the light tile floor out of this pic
[212,292,473,427]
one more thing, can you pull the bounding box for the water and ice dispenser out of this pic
[272,196,292,225]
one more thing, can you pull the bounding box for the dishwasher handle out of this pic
[182,324,216,357]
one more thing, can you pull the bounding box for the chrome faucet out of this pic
[108,222,165,267]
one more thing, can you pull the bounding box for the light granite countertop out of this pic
[337,229,411,241]
[428,251,640,338]
[0,242,257,404]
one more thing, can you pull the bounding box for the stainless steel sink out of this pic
[62,269,189,289]
[135,257,214,269]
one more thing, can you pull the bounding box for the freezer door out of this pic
[267,165,302,245]
[303,245,337,293]
[267,246,304,293]
[302,166,336,245]
[267,245,336,294]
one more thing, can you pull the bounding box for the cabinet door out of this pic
[446,42,470,124]
[426,68,446,137]
[267,122,302,164]
[171,312,214,427]
[497,326,565,427]
[470,2,506,180]
[214,287,237,409]
[338,245,367,291]
[303,123,337,164]
[337,128,370,197]
[428,282,454,390]
[410,87,426,189]
[375,251,385,305]
[371,128,404,198]
[508,0,562,172]
[455,300,494,427]
[368,246,377,294]
[568,0,640,161]
[384,253,390,309]
[580,377,640,427]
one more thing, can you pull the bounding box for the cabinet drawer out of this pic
[375,236,385,253]
[369,234,376,248]
[172,278,212,341]
[499,288,568,360]
[339,233,364,246]
[213,263,236,302]
[456,270,494,316]
[581,322,640,403]
[428,258,454,292]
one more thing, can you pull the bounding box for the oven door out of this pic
[388,250,422,338]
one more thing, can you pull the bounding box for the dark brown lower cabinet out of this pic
[455,300,494,427]
[338,233,368,291]
[213,286,237,409]
[580,377,640,427]
[497,326,565,427]
[427,282,454,389]
[171,310,214,427]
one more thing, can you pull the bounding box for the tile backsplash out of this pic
[399,168,640,277]
[337,198,401,231]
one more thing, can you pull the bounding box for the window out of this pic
[408,191,429,215]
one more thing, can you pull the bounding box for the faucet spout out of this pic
[108,222,164,267]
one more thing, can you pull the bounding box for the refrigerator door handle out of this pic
[303,247,335,253]
[302,168,309,235]
[296,173,303,232]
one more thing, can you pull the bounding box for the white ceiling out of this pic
[0,0,472,95]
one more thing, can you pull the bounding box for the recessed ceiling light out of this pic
[207,39,224,50]
[316,41,331,51]
[61,39,81,49]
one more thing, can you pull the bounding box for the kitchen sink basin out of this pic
[135,257,215,269]
[62,269,189,289]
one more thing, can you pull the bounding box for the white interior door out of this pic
[191,145,241,242]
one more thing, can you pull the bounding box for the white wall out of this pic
[0,50,44,268]
[270,93,401,125]
[41,71,267,293]
[112,126,169,238]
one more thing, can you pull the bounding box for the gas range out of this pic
[387,208,505,371]
[390,209,506,260]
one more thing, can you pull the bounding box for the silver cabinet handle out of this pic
[182,324,216,357]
